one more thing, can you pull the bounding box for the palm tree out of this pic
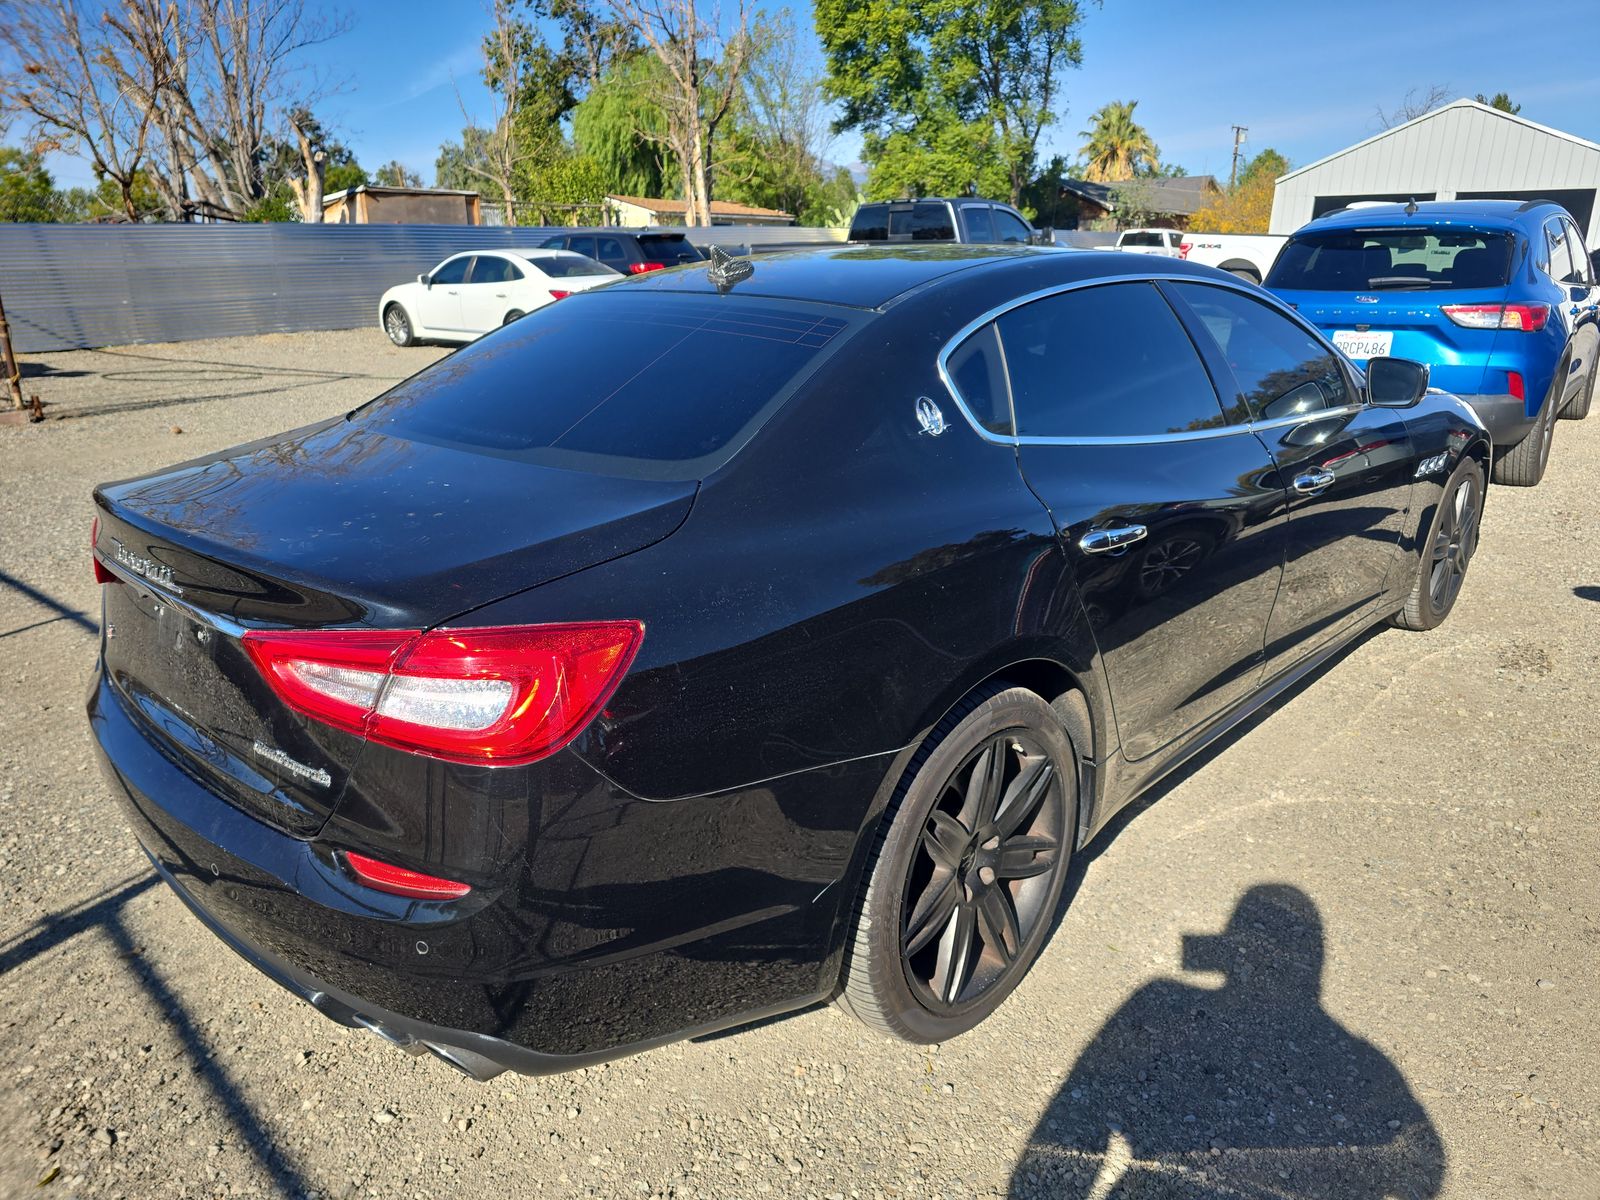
[1078,100,1160,181]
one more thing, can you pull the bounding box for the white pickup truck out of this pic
[1114,228,1184,257]
[1176,233,1287,283]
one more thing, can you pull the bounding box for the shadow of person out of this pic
[1010,885,1444,1199]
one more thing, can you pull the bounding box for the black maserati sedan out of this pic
[89,246,1490,1079]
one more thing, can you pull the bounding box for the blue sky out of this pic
[42,0,1600,192]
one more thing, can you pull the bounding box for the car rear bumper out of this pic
[89,668,877,1074]
[1456,393,1534,448]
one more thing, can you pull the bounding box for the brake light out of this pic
[628,262,665,274]
[243,621,644,765]
[1508,371,1525,401]
[548,289,571,300]
[1178,242,1192,260]
[92,518,115,584]
[343,851,471,900]
[1441,302,1549,331]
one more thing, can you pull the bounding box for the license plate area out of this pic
[1331,330,1393,361]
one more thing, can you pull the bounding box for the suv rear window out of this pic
[355,293,857,479]
[1120,231,1163,247]
[637,234,703,265]
[850,204,889,240]
[1267,227,1512,291]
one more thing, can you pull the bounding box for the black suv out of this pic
[539,229,705,274]
[849,198,1042,245]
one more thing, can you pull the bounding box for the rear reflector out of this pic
[628,262,665,274]
[548,289,571,300]
[1441,302,1550,332]
[92,518,115,585]
[343,851,471,900]
[243,621,644,765]
[1508,371,1525,401]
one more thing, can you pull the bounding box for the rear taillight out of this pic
[548,289,571,300]
[627,262,665,274]
[242,621,644,765]
[1177,242,1192,260]
[343,851,471,900]
[92,518,115,584]
[1441,302,1549,331]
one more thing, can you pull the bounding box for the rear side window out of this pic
[595,236,629,268]
[943,324,1013,435]
[1170,283,1349,422]
[997,283,1224,438]
[638,234,703,264]
[1267,227,1511,291]
[1544,219,1582,284]
[357,293,858,477]
[850,204,889,240]
[963,206,995,242]
[539,253,618,278]
[470,256,519,284]
[567,236,598,258]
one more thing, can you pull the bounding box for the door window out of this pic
[962,206,995,242]
[992,209,1033,244]
[996,282,1224,438]
[595,236,628,267]
[429,256,470,285]
[568,236,598,259]
[1169,283,1350,422]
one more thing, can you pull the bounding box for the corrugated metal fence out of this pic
[0,222,846,352]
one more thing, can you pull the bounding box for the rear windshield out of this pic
[637,234,703,265]
[354,292,858,479]
[850,202,954,241]
[1120,231,1164,247]
[1267,227,1512,291]
[538,253,619,278]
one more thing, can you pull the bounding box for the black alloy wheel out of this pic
[1392,456,1484,631]
[839,686,1078,1042]
[902,731,1067,1010]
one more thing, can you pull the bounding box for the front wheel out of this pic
[1391,456,1484,631]
[383,304,415,347]
[838,686,1078,1043]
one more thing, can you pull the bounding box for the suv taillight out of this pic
[1177,242,1192,260]
[92,518,115,584]
[628,262,665,274]
[242,621,644,765]
[1441,302,1549,331]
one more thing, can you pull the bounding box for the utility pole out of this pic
[1229,125,1249,190]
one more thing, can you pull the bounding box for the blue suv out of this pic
[1266,200,1597,486]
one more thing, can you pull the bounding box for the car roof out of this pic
[1307,199,1562,232]
[544,228,690,238]
[857,197,1019,207]
[608,244,1221,310]
[500,247,573,260]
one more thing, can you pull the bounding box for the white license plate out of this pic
[1331,330,1393,360]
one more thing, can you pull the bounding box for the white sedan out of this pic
[379,249,621,345]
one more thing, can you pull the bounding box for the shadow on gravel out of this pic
[0,568,98,636]
[1574,585,1600,603]
[2,872,313,1196]
[1009,885,1444,1199]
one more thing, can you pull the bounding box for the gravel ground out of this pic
[1,328,1597,1200]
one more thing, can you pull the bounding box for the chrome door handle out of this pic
[1293,468,1336,494]
[1079,524,1148,555]
[495,292,507,298]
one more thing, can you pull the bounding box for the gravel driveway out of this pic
[2,329,1596,1200]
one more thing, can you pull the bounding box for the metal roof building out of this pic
[1270,99,1600,244]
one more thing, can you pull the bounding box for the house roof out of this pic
[1278,98,1600,183]
[1059,175,1220,216]
[322,185,480,204]
[605,194,794,219]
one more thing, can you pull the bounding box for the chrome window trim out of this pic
[935,272,1367,447]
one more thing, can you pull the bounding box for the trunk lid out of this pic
[94,417,696,837]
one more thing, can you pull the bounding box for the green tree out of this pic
[571,53,669,198]
[435,127,495,191]
[1077,99,1159,181]
[816,0,1087,205]
[1238,147,1288,188]
[372,161,421,188]
[0,146,59,221]
[1190,148,1288,234]
[325,162,369,193]
[1475,91,1521,115]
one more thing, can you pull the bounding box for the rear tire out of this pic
[383,304,415,347]
[1491,393,1554,486]
[838,686,1078,1044]
[1224,265,1261,284]
[503,309,525,326]
[1391,456,1484,631]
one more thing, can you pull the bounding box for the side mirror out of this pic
[418,273,431,287]
[1366,356,1430,408]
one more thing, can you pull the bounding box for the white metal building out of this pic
[1271,99,1600,245]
